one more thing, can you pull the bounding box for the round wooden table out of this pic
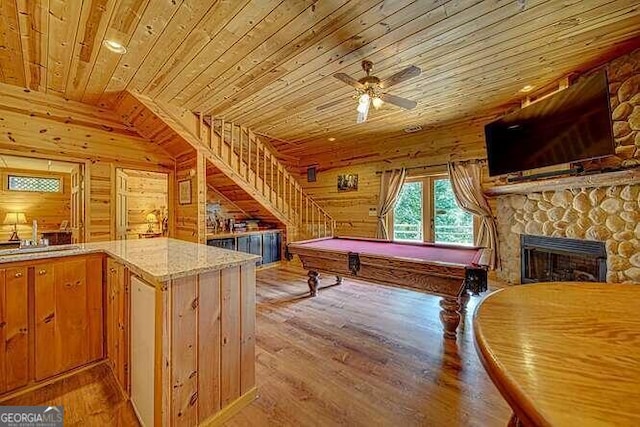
[473,283,640,426]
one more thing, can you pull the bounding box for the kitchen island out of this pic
[0,238,259,426]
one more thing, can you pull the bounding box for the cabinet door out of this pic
[35,258,103,380]
[0,267,29,393]
[106,258,129,394]
[262,234,273,264]
[237,236,250,254]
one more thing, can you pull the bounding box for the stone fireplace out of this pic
[496,184,640,284]
[520,235,607,283]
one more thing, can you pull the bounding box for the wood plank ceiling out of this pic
[1,0,639,162]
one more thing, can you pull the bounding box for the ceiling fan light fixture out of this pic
[372,97,383,109]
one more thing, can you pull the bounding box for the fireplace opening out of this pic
[521,235,607,283]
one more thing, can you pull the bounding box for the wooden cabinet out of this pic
[0,267,29,394]
[208,230,282,267]
[0,255,103,396]
[237,235,262,265]
[106,258,129,395]
[207,237,235,250]
[33,256,103,380]
[262,232,282,264]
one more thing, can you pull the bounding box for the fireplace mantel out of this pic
[484,168,640,196]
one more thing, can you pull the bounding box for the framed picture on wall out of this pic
[337,174,358,192]
[178,179,192,205]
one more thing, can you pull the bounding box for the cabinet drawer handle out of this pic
[44,313,55,324]
[39,269,47,275]
[14,272,23,278]
[110,268,117,273]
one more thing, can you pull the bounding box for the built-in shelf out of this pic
[484,168,640,196]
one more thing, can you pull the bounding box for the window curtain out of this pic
[376,168,407,240]
[447,161,500,269]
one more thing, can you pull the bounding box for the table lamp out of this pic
[146,213,158,233]
[4,212,27,241]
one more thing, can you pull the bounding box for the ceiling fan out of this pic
[321,60,421,123]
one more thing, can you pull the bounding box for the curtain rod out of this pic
[375,158,486,175]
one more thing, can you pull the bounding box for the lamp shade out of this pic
[146,213,158,223]
[3,212,27,225]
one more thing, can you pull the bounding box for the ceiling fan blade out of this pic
[379,65,421,89]
[316,99,346,111]
[380,93,417,110]
[334,73,365,90]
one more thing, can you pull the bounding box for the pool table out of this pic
[286,236,488,340]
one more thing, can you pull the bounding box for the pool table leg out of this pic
[439,297,461,340]
[459,291,470,318]
[307,270,319,297]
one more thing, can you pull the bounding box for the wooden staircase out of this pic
[122,92,334,241]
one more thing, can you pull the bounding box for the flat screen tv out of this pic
[484,70,615,177]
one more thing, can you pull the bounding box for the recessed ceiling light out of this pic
[519,85,535,93]
[403,125,423,134]
[103,39,127,54]
[328,137,336,142]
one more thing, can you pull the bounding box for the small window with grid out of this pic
[8,175,61,193]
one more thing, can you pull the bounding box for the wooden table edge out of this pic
[472,288,550,427]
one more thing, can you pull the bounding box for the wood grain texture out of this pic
[474,283,640,427]
[0,266,28,393]
[220,266,241,408]
[0,1,636,173]
[197,270,221,422]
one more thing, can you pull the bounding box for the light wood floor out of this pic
[2,265,511,426]
[226,265,511,426]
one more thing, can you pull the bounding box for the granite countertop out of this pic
[0,238,260,284]
[206,229,283,239]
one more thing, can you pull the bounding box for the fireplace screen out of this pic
[521,235,607,283]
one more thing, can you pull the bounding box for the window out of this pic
[392,175,475,246]
[393,181,423,241]
[8,175,61,193]
[432,178,474,245]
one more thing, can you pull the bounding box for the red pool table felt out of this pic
[296,237,483,267]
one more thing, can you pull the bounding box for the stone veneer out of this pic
[496,184,640,284]
[609,49,640,164]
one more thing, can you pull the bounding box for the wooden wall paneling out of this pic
[0,168,71,241]
[299,163,381,237]
[220,266,241,408]
[197,270,221,422]
[240,263,256,395]
[175,150,206,243]
[89,162,114,242]
[122,169,169,238]
[2,266,28,392]
[170,275,198,425]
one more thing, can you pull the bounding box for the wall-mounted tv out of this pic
[484,70,615,177]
